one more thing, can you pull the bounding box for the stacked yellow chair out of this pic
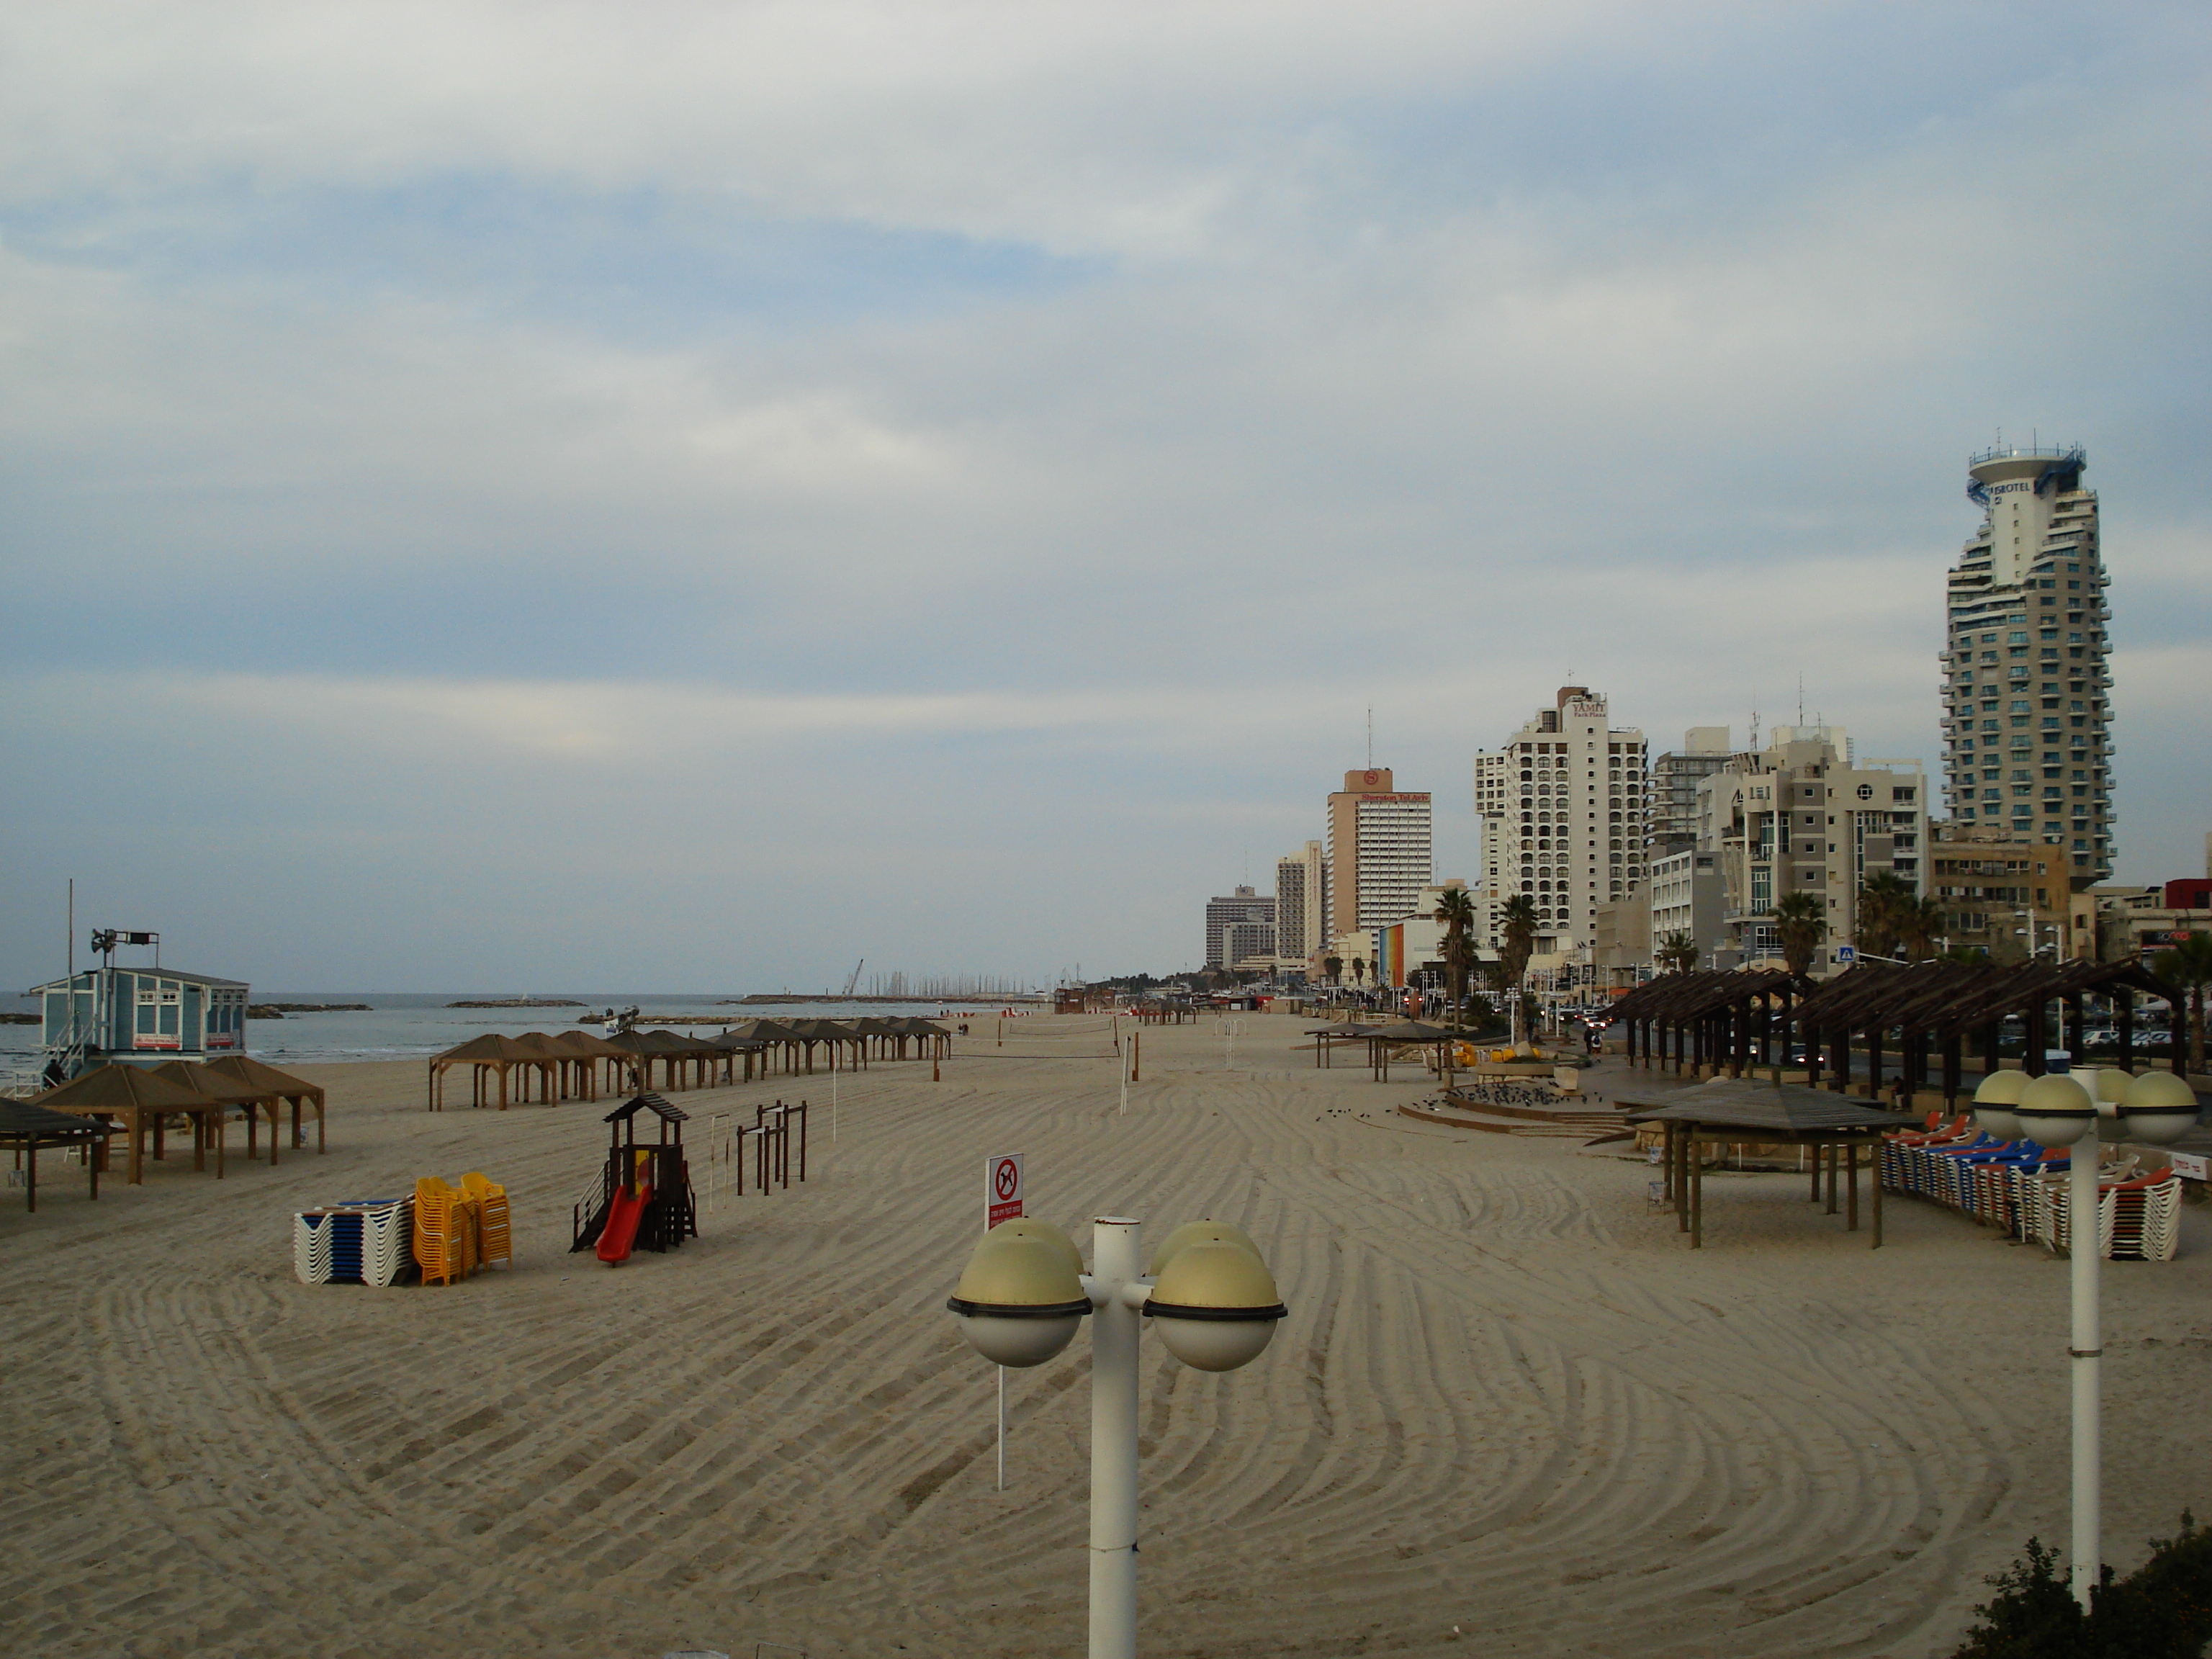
[462,1172,512,1269]
[413,1175,475,1286]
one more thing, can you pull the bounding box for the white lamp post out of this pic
[1974,1064,2202,1607]
[946,1214,1286,1659]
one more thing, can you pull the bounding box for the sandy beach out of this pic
[4,1013,2206,1659]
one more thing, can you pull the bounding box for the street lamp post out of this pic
[1974,1064,2202,1606]
[946,1215,1287,1659]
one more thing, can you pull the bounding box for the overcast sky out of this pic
[3,2,2207,992]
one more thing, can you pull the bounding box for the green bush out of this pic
[1954,1515,2212,1657]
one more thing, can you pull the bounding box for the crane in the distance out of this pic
[841,958,865,999]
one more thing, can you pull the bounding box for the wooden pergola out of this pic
[1615,1080,1908,1249]
[1603,968,1813,1078]
[0,1099,112,1211]
[1364,1019,1463,1083]
[32,1063,233,1184]
[1305,1023,1380,1069]
[1779,956,2182,1107]
[150,1059,287,1166]
[428,1033,544,1110]
[207,1053,328,1152]
[549,1030,635,1100]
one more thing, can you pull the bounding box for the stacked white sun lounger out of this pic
[294,1197,415,1286]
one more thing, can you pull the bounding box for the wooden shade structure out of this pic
[148,1060,285,1167]
[1601,968,1812,1079]
[32,1063,232,1184]
[1364,1019,1462,1083]
[1305,1023,1381,1069]
[204,1053,328,1152]
[427,1033,546,1111]
[0,1098,113,1211]
[550,1030,634,1099]
[1615,1079,1910,1249]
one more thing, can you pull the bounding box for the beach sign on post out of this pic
[986,1153,1023,1229]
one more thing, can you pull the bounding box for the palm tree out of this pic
[1768,891,1827,979]
[2152,932,2212,1076]
[1655,930,1699,975]
[1856,871,1915,959]
[1351,957,1367,990]
[1432,888,1478,1021]
[1898,895,1949,962]
[1493,894,1539,1046]
[1323,953,1344,988]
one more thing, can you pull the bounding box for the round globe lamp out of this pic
[946,1231,1093,1367]
[2014,1072,2096,1147]
[1143,1240,1287,1372]
[987,1216,1087,1276]
[2119,1071,2203,1147]
[1146,1218,1260,1277]
[1972,1069,2028,1141]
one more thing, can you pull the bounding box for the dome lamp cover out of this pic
[2013,1072,2095,1148]
[2120,1070,2203,1147]
[946,1228,1093,1368]
[1143,1240,1287,1373]
[1972,1069,2028,1141]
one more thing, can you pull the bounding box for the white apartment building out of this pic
[1696,729,1926,971]
[1939,444,2114,886]
[1475,686,1648,954]
[1274,840,1328,964]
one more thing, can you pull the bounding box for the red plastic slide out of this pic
[595,1184,652,1264]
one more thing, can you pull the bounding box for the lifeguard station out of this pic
[570,1094,698,1265]
[30,931,249,1082]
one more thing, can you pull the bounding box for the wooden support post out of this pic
[1871,1147,1883,1249]
[1845,1143,1858,1231]
[1691,1139,1703,1249]
[1824,1144,1838,1214]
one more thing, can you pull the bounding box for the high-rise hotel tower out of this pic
[1938,445,2113,886]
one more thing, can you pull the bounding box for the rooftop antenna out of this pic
[1366,706,1373,769]
[1796,675,1805,729]
[1748,692,1760,754]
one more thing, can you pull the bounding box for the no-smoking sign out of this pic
[986,1153,1024,1228]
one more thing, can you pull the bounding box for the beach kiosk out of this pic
[30,961,251,1082]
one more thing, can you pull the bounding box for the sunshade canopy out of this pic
[1614,1079,1910,1135]
[35,1063,218,1112]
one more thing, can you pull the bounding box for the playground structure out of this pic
[570,1094,701,1266]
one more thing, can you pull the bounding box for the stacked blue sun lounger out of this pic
[295,1197,415,1287]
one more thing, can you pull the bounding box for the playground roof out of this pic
[604,1092,688,1125]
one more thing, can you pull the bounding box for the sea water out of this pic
[0,992,1002,1066]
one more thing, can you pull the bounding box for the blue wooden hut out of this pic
[29,964,251,1079]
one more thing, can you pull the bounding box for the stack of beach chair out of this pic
[462,1171,512,1268]
[293,1197,415,1287]
[413,1175,478,1285]
[413,1172,515,1285]
[1879,1116,2182,1261]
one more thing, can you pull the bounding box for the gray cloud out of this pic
[2,2,2206,987]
